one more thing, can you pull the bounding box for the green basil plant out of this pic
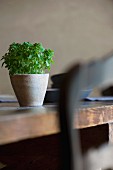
[1,42,54,75]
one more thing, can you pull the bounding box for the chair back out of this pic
[58,52,113,170]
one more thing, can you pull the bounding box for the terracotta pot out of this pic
[10,74,49,107]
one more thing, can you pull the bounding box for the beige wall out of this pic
[0,0,113,94]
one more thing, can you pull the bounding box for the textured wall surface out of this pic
[0,0,113,94]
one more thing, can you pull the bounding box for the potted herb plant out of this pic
[1,42,54,106]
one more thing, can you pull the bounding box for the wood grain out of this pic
[75,104,113,128]
[0,102,113,145]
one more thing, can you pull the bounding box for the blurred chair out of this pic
[58,52,113,170]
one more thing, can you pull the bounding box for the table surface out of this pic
[1,101,113,145]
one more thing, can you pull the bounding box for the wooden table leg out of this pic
[108,124,113,170]
[108,123,113,143]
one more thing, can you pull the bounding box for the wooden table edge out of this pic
[1,104,113,144]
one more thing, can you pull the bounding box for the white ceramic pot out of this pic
[10,74,49,107]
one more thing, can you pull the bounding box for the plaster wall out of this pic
[0,0,113,94]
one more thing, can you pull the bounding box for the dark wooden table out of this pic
[0,101,113,170]
[0,101,113,145]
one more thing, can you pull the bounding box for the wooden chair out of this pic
[58,52,113,170]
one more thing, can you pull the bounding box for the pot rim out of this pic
[10,73,49,76]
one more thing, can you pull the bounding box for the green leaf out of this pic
[0,42,54,75]
[28,55,32,59]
